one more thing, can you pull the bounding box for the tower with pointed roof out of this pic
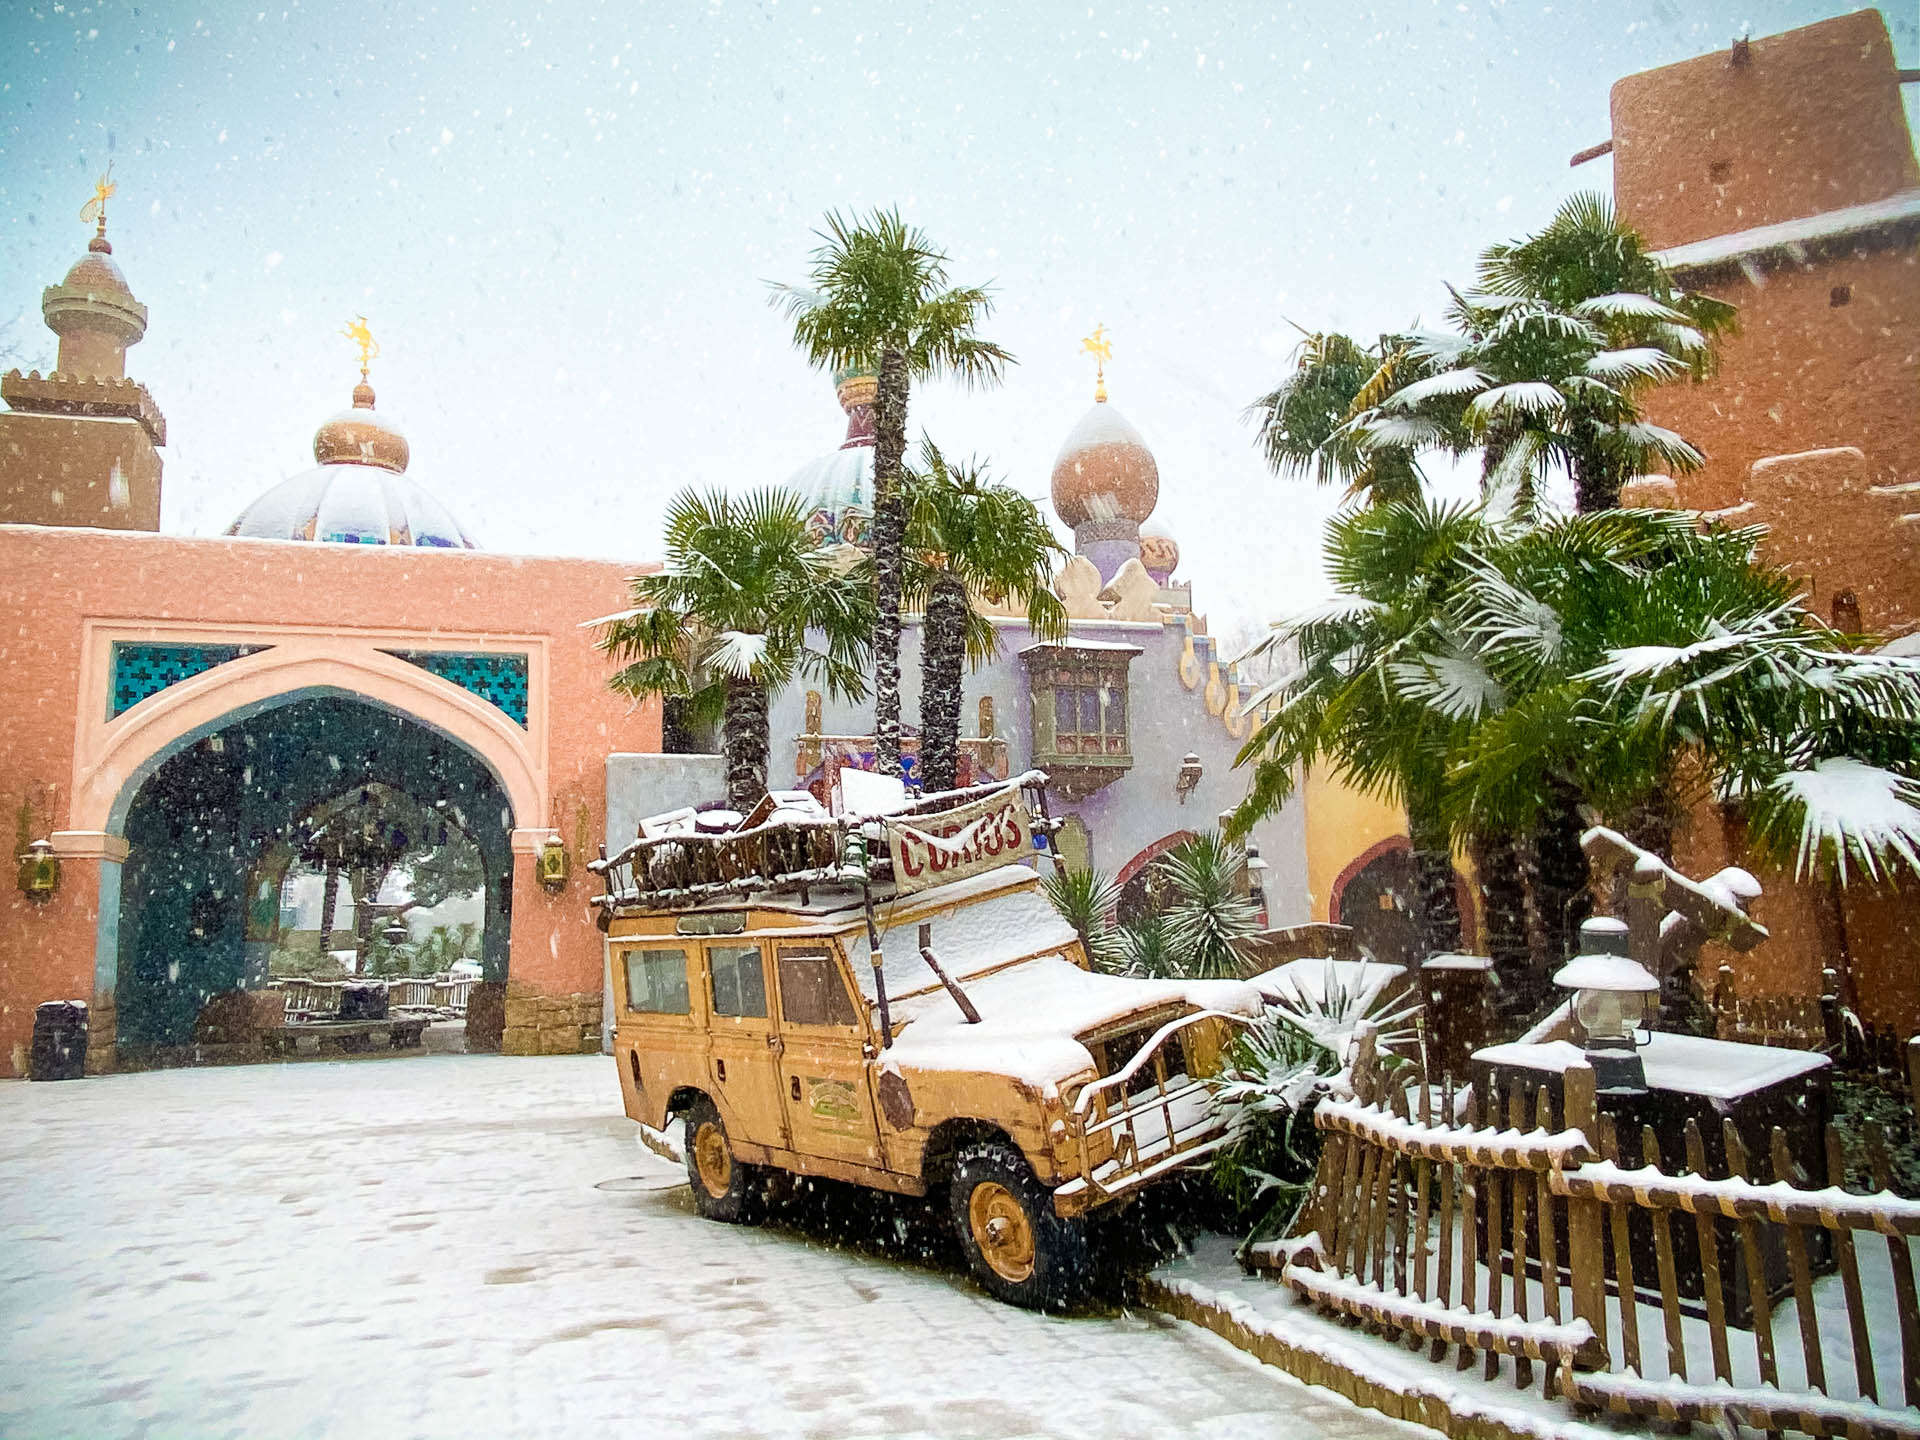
[0,174,167,531]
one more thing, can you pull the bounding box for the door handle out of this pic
[790,1075,802,1102]
[766,1034,785,1055]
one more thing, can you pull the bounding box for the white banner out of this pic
[886,788,1033,895]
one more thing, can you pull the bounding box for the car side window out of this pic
[708,943,768,1019]
[777,945,859,1028]
[625,946,691,1015]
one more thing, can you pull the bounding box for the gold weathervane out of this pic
[79,162,116,240]
[342,315,379,381]
[1081,323,1112,402]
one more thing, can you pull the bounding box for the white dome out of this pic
[226,464,477,548]
[788,443,873,548]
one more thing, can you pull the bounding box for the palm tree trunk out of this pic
[918,574,968,792]
[319,861,343,956]
[869,346,910,777]
[722,677,770,811]
[1408,796,1463,960]
[1469,827,1530,1031]
[1529,777,1592,987]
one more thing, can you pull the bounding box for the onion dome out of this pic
[225,380,476,548]
[786,367,876,547]
[1138,524,1180,584]
[1049,399,1159,531]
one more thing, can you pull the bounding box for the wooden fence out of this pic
[1268,1035,1920,1439]
[271,976,472,1019]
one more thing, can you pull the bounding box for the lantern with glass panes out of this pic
[1553,916,1659,1095]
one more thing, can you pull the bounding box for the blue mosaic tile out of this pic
[384,650,529,727]
[109,643,266,717]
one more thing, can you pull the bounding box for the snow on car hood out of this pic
[883,954,1264,1090]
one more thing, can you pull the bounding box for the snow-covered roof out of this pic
[1474,1032,1828,1101]
[225,463,478,548]
[1652,189,1920,278]
[1016,638,1144,655]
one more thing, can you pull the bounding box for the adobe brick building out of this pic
[1604,10,1920,1039]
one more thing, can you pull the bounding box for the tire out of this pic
[680,1094,764,1224]
[947,1141,1089,1309]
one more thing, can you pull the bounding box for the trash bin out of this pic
[30,1000,88,1081]
[338,981,388,1022]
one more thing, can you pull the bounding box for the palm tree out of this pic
[900,440,1067,792]
[1246,330,1432,506]
[771,210,1015,778]
[599,488,874,810]
[1228,498,1493,960]
[1042,865,1125,973]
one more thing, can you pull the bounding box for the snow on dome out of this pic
[787,369,877,547]
[1050,400,1159,529]
[226,463,478,547]
[60,249,133,297]
[225,381,475,547]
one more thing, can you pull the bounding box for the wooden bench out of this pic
[260,1017,431,1057]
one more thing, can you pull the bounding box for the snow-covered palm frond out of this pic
[1572,291,1688,324]
[1769,758,1920,883]
[1580,630,1755,687]
[707,629,772,677]
[1613,420,1703,469]
[1467,381,1565,423]
[1490,304,1602,347]
[1656,322,1708,357]
[1348,413,1447,451]
[1458,559,1563,673]
[1270,594,1383,637]
[1403,330,1474,364]
[1382,367,1490,410]
[1585,347,1686,383]
[1388,649,1506,719]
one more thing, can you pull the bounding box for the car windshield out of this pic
[845,883,1080,1002]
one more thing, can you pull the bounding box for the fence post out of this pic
[1561,1062,1609,1373]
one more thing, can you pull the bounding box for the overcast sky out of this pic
[2,1,1911,643]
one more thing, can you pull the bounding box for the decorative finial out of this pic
[1081,323,1112,403]
[341,315,379,382]
[79,162,116,254]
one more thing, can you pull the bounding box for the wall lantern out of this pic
[1174,752,1204,803]
[1553,916,1659,1096]
[17,839,60,900]
[1245,841,1270,929]
[381,917,410,946]
[537,834,570,891]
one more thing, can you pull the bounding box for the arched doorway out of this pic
[112,693,514,1056]
[1330,839,1476,969]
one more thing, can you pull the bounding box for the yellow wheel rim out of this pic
[693,1120,732,1198]
[967,1180,1036,1284]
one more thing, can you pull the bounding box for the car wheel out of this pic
[948,1141,1089,1309]
[681,1095,764,1224]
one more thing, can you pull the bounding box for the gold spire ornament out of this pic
[79,163,116,249]
[341,315,379,381]
[1080,323,1113,402]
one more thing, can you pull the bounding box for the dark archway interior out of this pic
[117,693,514,1048]
[1333,848,1423,970]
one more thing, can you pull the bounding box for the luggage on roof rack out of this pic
[589,770,1061,919]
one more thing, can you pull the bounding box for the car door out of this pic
[614,942,704,1129]
[701,940,790,1153]
[771,942,884,1170]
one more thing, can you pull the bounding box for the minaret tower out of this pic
[0,168,167,531]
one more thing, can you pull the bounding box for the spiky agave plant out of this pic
[1155,831,1260,979]
[1040,865,1124,973]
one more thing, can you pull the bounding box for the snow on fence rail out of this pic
[1269,1032,1920,1439]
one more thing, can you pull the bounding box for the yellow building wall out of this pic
[1302,766,1481,952]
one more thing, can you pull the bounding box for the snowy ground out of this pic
[0,1055,1434,1440]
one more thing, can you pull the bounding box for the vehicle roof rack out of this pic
[589,770,1060,920]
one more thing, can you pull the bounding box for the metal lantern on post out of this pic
[1553,916,1660,1096]
[1245,841,1270,929]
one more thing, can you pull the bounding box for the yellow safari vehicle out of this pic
[593,775,1269,1308]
